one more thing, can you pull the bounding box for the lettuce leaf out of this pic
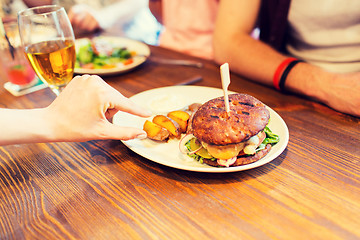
[256,126,280,152]
[185,140,217,164]
[185,125,280,162]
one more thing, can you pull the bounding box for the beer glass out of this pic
[18,5,76,96]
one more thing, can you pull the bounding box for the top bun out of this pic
[191,93,270,145]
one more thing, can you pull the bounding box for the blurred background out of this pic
[0,0,163,45]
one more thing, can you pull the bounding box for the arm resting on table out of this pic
[213,0,360,117]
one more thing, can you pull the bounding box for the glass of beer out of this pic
[18,5,76,96]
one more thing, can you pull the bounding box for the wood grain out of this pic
[0,42,359,239]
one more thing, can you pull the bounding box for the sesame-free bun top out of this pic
[191,93,270,145]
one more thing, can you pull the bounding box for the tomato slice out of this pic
[123,59,134,65]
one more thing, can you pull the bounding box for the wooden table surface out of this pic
[0,37,359,240]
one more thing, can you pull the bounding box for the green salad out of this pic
[75,38,136,69]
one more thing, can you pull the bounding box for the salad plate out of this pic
[113,86,289,173]
[74,36,150,76]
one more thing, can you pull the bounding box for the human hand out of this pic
[319,72,360,117]
[67,4,101,34]
[285,63,360,117]
[44,75,152,142]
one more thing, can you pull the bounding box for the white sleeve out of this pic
[94,0,149,29]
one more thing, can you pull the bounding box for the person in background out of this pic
[1,0,160,45]
[22,0,148,36]
[0,0,27,21]
[149,0,219,60]
[0,74,151,146]
[213,0,360,117]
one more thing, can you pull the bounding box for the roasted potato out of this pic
[143,120,170,141]
[167,110,190,133]
[152,115,181,138]
[188,103,202,112]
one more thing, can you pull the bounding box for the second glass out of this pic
[18,5,76,96]
[0,20,37,92]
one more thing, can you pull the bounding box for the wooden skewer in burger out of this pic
[180,63,279,167]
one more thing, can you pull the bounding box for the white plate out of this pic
[113,86,289,173]
[74,36,150,76]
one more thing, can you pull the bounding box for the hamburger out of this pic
[181,93,279,167]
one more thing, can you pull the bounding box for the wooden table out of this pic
[0,41,359,240]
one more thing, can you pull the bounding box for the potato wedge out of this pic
[143,120,170,141]
[188,103,202,112]
[153,115,181,138]
[167,110,190,133]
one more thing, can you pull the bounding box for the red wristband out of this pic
[273,57,297,90]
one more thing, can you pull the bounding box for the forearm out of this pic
[0,108,54,146]
[213,32,356,115]
[220,0,351,107]
[214,33,285,86]
[213,0,329,95]
[214,33,330,97]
